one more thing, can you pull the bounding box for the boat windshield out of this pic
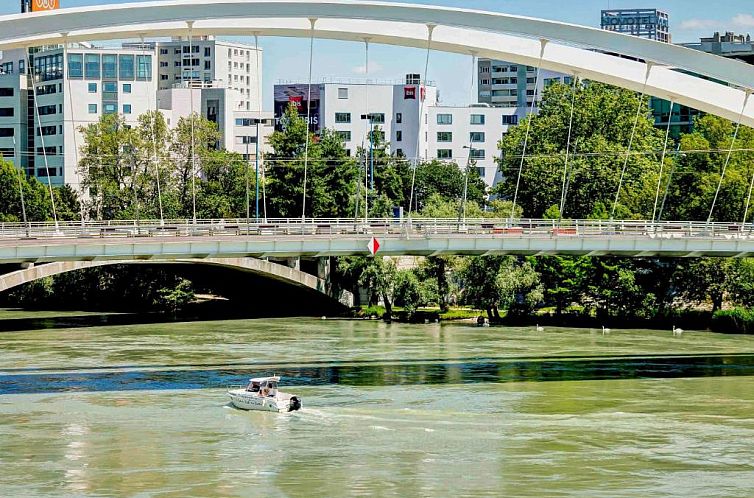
[246,381,261,392]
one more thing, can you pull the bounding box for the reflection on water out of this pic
[1,317,754,496]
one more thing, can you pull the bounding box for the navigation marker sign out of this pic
[367,237,381,256]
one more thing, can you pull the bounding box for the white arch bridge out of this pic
[0,0,753,124]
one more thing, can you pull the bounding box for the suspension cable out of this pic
[651,98,675,224]
[407,23,435,222]
[461,51,477,224]
[301,18,316,220]
[11,134,29,233]
[363,37,370,222]
[254,33,262,223]
[743,170,754,228]
[510,38,547,221]
[610,63,652,220]
[141,35,164,225]
[62,35,86,225]
[707,90,751,224]
[187,21,197,224]
[24,47,59,229]
[558,74,578,220]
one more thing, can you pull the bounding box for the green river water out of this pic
[1,315,754,497]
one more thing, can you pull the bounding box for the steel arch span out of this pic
[0,0,752,126]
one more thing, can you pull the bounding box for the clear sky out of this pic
[3,0,753,108]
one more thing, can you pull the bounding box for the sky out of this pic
[3,0,753,108]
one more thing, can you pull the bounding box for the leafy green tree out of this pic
[358,257,397,317]
[393,268,435,316]
[493,82,663,219]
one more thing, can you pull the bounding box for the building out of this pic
[275,75,524,186]
[477,61,570,108]
[151,36,262,112]
[681,32,754,64]
[600,8,670,43]
[0,33,269,188]
[0,45,157,185]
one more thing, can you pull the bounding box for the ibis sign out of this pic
[31,0,59,12]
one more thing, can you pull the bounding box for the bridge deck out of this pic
[0,219,751,261]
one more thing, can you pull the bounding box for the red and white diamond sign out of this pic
[367,237,381,256]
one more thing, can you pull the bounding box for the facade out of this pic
[681,32,754,64]
[477,61,570,108]
[275,76,524,186]
[152,36,262,112]
[0,45,157,185]
[600,8,670,43]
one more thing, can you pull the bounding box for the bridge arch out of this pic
[0,257,353,307]
[0,0,752,125]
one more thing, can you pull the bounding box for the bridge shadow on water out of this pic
[3,354,754,395]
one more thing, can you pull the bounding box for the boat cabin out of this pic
[245,376,279,397]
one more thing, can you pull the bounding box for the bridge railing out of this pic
[0,218,751,240]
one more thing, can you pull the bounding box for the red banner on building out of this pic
[404,86,416,100]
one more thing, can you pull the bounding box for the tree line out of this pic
[1,83,754,328]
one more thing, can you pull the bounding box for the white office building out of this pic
[0,45,157,186]
[275,75,526,186]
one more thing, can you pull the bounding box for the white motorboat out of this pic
[227,376,302,412]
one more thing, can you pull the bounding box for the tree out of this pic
[493,81,663,219]
[393,269,435,316]
[358,257,397,318]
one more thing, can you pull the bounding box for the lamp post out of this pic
[246,118,274,222]
[361,113,375,219]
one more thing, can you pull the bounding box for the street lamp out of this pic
[245,118,274,223]
[361,113,376,219]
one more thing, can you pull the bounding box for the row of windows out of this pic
[333,112,386,124]
[87,82,132,94]
[436,148,485,159]
[436,113,517,126]
[68,54,152,81]
[436,132,489,143]
[86,103,132,114]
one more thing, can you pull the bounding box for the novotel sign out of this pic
[601,14,659,27]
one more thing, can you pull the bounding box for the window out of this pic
[0,88,13,97]
[160,48,169,55]
[88,104,97,114]
[396,112,402,124]
[160,74,168,80]
[87,83,97,93]
[470,114,485,125]
[334,112,351,123]
[0,108,13,117]
[37,126,57,136]
[33,53,64,82]
[437,131,452,142]
[84,54,100,79]
[437,149,452,159]
[136,55,152,80]
[103,81,117,93]
[204,60,211,70]
[19,60,25,74]
[436,114,452,125]
[396,130,402,142]
[116,54,134,80]
[470,132,485,143]
[68,54,83,78]
[336,130,351,142]
[160,61,169,68]
[396,148,404,157]
[102,54,117,79]
[470,148,485,159]
[0,128,13,137]
[204,47,211,57]
[338,87,348,99]
[371,113,385,124]
[481,79,490,85]
[37,105,57,116]
[174,61,181,67]
[123,84,132,94]
[502,115,518,125]
[123,104,132,114]
[480,66,490,73]
[103,103,117,114]
[36,84,56,95]
[476,167,485,178]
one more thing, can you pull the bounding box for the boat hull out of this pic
[227,389,301,412]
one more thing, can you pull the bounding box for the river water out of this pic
[2,315,754,497]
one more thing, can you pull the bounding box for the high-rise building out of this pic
[601,8,670,43]
[477,60,570,108]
